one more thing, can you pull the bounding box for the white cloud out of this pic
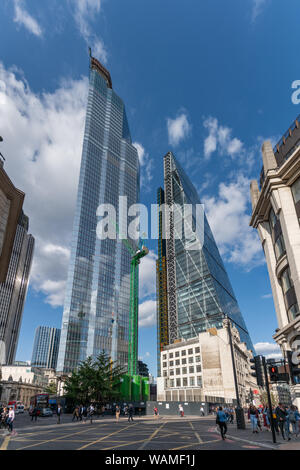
[13,0,43,37]
[133,142,154,190]
[203,116,244,160]
[167,113,191,147]
[261,293,272,299]
[254,342,282,360]
[139,300,156,328]
[203,174,263,269]
[70,0,107,63]
[251,0,269,22]
[0,63,88,307]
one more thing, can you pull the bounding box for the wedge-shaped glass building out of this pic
[157,152,254,373]
[57,57,139,373]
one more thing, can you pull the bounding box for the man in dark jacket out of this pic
[275,403,287,440]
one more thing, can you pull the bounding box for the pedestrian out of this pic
[57,403,62,424]
[275,403,287,440]
[1,407,8,430]
[128,404,134,422]
[7,407,15,434]
[248,405,259,433]
[200,406,205,417]
[216,406,227,440]
[153,407,159,418]
[31,406,38,422]
[263,406,270,430]
[88,404,95,424]
[179,404,184,417]
[72,406,79,422]
[115,405,120,422]
[229,408,234,424]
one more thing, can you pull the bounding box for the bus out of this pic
[29,393,49,413]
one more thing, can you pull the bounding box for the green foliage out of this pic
[260,390,278,408]
[64,351,125,405]
[44,382,57,395]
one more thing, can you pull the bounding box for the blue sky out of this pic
[1,0,299,375]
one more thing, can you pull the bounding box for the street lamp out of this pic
[0,136,5,163]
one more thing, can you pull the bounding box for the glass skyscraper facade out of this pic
[0,211,34,365]
[31,326,61,369]
[157,152,254,372]
[57,57,139,373]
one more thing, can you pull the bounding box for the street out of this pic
[0,414,292,451]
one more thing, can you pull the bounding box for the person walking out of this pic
[88,404,95,424]
[200,406,205,417]
[248,405,259,433]
[115,405,120,422]
[179,404,184,417]
[216,406,227,440]
[57,404,62,424]
[7,407,15,434]
[153,407,159,419]
[31,406,38,422]
[275,403,287,440]
[128,404,134,422]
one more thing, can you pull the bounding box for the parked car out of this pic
[40,408,53,417]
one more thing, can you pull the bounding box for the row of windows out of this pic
[162,355,201,368]
[163,365,202,376]
[162,347,200,360]
[166,376,202,388]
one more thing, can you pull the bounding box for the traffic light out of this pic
[250,355,264,386]
[287,350,300,384]
[269,365,279,382]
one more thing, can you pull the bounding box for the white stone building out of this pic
[250,118,300,406]
[157,321,257,407]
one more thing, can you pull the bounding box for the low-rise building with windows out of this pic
[157,320,256,407]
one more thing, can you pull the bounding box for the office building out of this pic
[157,151,254,374]
[0,211,34,365]
[57,56,139,373]
[157,320,257,407]
[31,326,61,369]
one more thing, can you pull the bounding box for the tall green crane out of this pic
[128,245,149,376]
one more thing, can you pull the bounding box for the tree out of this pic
[64,352,125,405]
[44,382,57,395]
[260,391,278,408]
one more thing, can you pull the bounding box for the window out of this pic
[163,362,167,368]
[190,377,195,386]
[196,365,202,373]
[163,371,167,377]
[189,356,193,363]
[189,366,194,373]
[195,347,200,354]
[170,379,174,387]
[197,376,202,387]
[181,350,186,356]
[175,359,180,366]
[175,351,180,357]
[170,369,174,376]
[182,358,187,365]
[169,361,174,367]
[280,267,300,322]
[269,208,286,261]
[183,378,188,387]
[163,354,167,360]
[176,368,180,375]
[281,268,293,294]
[195,356,201,363]
[169,353,173,359]
[188,348,193,355]
[182,367,187,375]
[176,378,181,387]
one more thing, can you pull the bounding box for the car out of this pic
[16,405,25,414]
[40,408,53,417]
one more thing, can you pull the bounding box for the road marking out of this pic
[171,439,220,450]
[77,422,139,450]
[16,425,102,450]
[0,436,11,451]
[138,422,166,450]
[189,421,203,444]
[225,434,277,450]
[103,431,182,451]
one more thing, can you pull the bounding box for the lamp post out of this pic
[223,315,246,429]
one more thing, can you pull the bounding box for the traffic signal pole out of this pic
[262,356,276,444]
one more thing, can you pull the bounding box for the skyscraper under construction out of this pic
[156,152,254,375]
